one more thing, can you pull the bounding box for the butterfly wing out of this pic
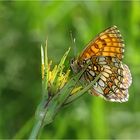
[71,25,132,102]
[78,25,124,61]
[84,56,132,102]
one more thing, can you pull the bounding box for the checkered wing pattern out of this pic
[71,25,132,102]
[79,26,124,61]
[83,56,132,102]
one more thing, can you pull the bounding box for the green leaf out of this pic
[64,73,101,104]
[52,47,71,84]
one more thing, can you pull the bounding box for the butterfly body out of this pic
[71,25,132,102]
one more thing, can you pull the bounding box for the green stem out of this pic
[29,98,50,140]
[29,119,42,139]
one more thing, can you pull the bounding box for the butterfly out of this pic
[70,25,132,102]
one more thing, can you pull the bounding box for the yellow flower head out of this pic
[41,41,71,96]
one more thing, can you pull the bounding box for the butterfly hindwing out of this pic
[84,56,132,102]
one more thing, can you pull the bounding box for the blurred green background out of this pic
[0,1,140,139]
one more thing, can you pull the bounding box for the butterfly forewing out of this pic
[79,26,125,61]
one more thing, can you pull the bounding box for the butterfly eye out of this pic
[70,58,75,69]
[70,59,74,64]
[70,58,75,64]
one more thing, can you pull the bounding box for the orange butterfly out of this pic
[71,25,132,102]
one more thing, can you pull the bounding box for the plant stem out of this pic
[29,99,50,140]
[29,119,42,139]
[29,72,101,139]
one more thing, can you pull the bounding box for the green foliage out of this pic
[0,1,140,139]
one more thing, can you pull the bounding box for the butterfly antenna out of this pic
[70,30,77,58]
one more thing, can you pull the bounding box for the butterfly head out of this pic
[70,58,80,73]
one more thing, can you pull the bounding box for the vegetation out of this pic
[0,1,140,139]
